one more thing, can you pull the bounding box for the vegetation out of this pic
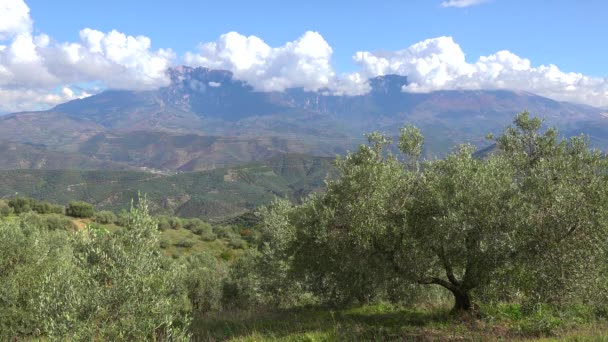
[0,154,334,221]
[256,112,608,312]
[65,201,95,218]
[3,113,608,340]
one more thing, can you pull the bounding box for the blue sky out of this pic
[24,0,606,76]
[0,0,607,112]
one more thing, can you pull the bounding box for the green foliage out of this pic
[227,236,247,249]
[31,200,64,214]
[183,253,228,314]
[65,201,95,218]
[214,225,239,239]
[6,197,64,215]
[8,197,32,214]
[0,200,13,217]
[0,196,191,340]
[257,112,608,312]
[22,213,77,231]
[174,238,196,248]
[0,154,335,221]
[94,210,117,224]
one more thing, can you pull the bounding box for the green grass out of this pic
[159,227,236,258]
[191,304,608,341]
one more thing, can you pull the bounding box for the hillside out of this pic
[0,154,334,220]
[0,140,132,170]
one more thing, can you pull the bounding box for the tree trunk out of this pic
[451,288,472,312]
[417,277,474,313]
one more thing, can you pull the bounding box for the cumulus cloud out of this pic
[352,36,608,107]
[184,31,338,92]
[440,0,489,8]
[0,0,174,113]
[0,0,32,40]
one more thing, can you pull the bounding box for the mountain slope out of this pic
[0,66,605,169]
[0,141,131,170]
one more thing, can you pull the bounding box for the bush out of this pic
[95,210,117,224]
[174,238,195,248]
[21,213,76,233]
[0,200,13,217]
[115,209,130,226]
[8,197,32,214]
[228,236,247,249]
[214,225,239,239]
[168,217,182,230]
[183,253,228,314]
[65,201,95,218]
[156,215,171,231]
[43,214,77,231]
[0,197,191,340]
[186,219,216,241]
[31,201,63,214]
[199,230,217,242]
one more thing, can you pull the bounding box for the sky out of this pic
[0,0,607,112]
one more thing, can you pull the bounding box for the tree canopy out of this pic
[260,112,608,311]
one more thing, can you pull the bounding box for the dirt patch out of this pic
[72,218,92,230]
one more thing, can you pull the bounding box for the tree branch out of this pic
[417,277,459,293]
[437,246,460,287]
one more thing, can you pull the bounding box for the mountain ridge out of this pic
[0,66,605,171]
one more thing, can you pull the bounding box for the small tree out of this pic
[65,201,95,218]
[94,210,117,224]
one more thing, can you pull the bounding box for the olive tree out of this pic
[263,112,608,312]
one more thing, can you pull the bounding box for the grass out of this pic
[190,304,608,341]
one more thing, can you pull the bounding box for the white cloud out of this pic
[0,86,91,113]
[184,31,338,92]
[353,36,608,107]
[0,0,32,40]
[0,0,174,113]
[440,0,489,8]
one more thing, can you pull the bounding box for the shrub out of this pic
[174,238,195,248]
[156,215,171,231]
[31,201,63,214]
[199,230,217,242]
[183,253,228,314]
[168,217,182,230]
[214,225,238,239]
[228,236,247,249]
[115,209,130,226]
[8,197,33,214]
[0,197,191,340]
[94,210,117,224]
[0,200,13,217]
[65,201,95,218]
[43,214,77,231]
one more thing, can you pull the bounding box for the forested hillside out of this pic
[0,154,334,220]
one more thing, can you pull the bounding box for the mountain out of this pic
[0,66,605,171]
[0,154,334,220]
